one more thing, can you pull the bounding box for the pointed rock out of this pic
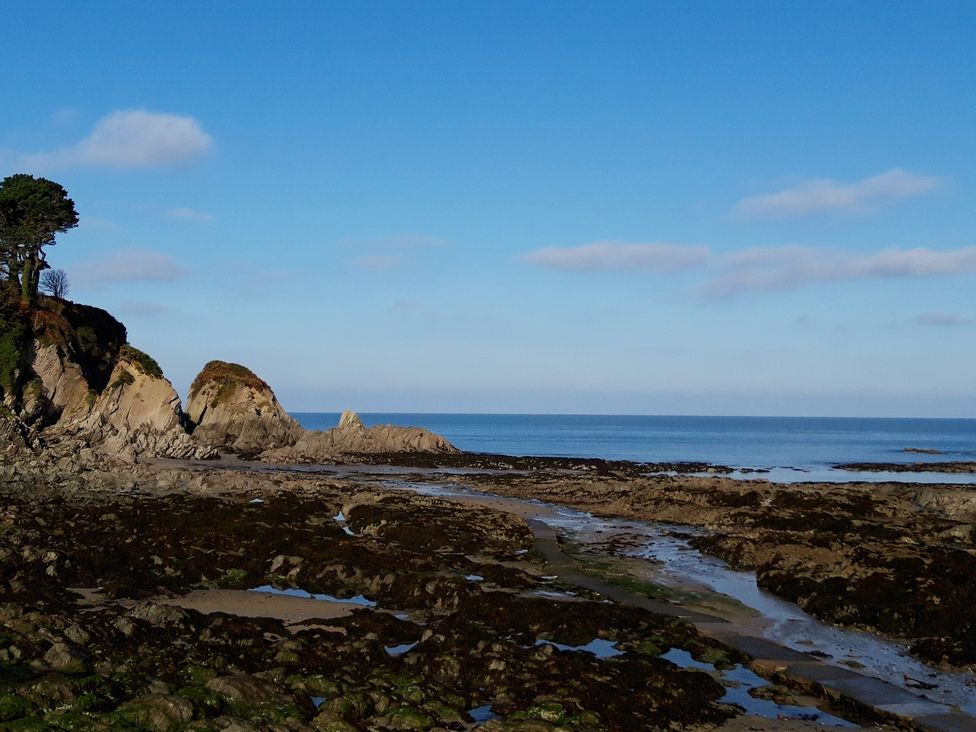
[338,410,365,430]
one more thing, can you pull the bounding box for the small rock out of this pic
[43,641,89,673]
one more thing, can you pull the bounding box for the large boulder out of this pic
[186,361,302,454]
[261,410,458,463]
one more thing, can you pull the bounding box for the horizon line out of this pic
[287,410,976,422]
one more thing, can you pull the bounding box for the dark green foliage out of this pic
[0,174,78,305]
[110,370,135,390]
[0,295,30,397]
[119,344,163,379]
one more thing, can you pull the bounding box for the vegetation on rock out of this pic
[119,344,163,379]
[190,360,270,405]
[0,294,30,398]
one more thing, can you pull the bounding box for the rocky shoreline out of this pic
[0,456,881,732]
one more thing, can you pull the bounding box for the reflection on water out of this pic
[248,584,378,608]
[548,511,976,716]
[661,648,857,727]
[534,638,623,658]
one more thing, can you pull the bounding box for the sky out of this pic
[2,2,974,417]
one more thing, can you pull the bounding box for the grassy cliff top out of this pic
[189,360,270,400]
[118,344,163,378]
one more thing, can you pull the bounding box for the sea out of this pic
[292,413,976,484]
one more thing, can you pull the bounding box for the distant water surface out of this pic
[292,413,976,482]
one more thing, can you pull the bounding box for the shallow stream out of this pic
[386,479,976,716]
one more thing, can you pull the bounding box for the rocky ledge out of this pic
[0,296,457,465]
[2,299,213,462]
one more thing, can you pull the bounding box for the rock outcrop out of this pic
[185,361,302,454]
[44,345,214,461]
[184,358,458,461]
[2,296,458,465]
[261,409,458,463]
[1,298,213,461]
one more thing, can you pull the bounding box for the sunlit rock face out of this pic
[185,360,303,454]
[261,410,459,464]
[41,345,214,461]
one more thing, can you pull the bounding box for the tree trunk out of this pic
[19,251,40,307]
[20,257,32,304]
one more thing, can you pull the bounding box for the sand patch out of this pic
[157,588,357,626]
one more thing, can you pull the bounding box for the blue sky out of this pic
[2,2,974,416]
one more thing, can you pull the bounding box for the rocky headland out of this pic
[0,297,458,467]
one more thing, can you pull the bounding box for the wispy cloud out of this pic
[72,248,187,287]
[340,233,449,251]
[733,168,940,218]
[353,254,407,270]
[704,245,976,297]
[167,206,214,223]
[119,300,167,317]
[15,109,212,170]
[914,312,975,327]
[341,233,448,270]
[523,241,710,272]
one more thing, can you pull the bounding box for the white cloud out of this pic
[733,168,940,218]
[72,248,187,287]
[167,207,214,223]
[914,312,975,327]
[19,109,212,170]
[523,241,710,272]
[704,245,976,297]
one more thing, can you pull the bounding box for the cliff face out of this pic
[185,361,303,454]
[46,345,214,461]
[3,298,213,461]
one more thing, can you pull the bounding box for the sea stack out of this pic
[186,360,303,454]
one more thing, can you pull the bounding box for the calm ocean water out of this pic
[293,413,976,477]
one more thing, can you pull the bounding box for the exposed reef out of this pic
[834,461,976,474]
[261,410,459,464]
